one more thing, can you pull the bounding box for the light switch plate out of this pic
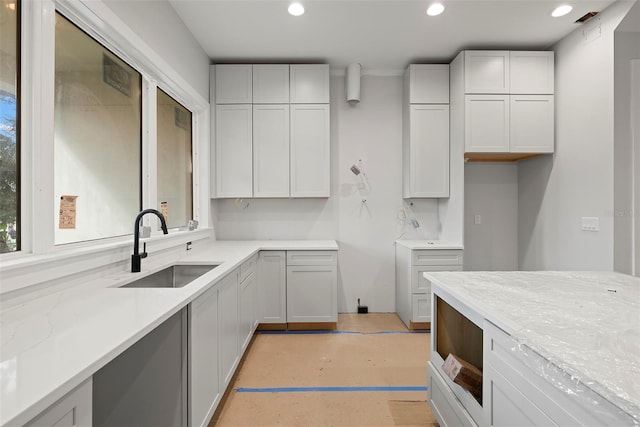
[581,217,599,232]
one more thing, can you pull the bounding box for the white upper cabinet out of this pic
[456,50,555,158]
[510,51,554,94]
[290,104,330,197]
[407,64,450,104]
[214,63,330,199]
[510,95,554,153]
[253,104,290,197]
[465,95,510,153]
[215,104,253,198]
[403,63,450,198]
[290,65,330,103]
[215,64,253,104]
[253,65,290,103]
[405,104,450,197]
[464,51,510,94]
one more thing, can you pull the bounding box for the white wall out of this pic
[212,75,440,312]
[614,30,640,275]
[518,1,636,270]
[634,60,640,277]
[464,163,518,271]
[103,0,210,101]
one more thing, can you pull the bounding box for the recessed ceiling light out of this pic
[288,2,305,16]
[426,3,445,16]
[551,5,573,17]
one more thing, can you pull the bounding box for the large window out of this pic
[0,0,20,253]
[157,89,193,229]
[54,13,142,245]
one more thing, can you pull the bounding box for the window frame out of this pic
[0,0,210,295]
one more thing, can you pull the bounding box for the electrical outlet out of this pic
[474,214,481,225]
[581,217,599,232]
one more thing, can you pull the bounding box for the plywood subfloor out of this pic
[211,313,438,426]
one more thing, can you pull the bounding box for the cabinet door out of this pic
[215,64,252,104]
[509,95,554,153]
[412,293,431,322]
[25,379,92,427]
[215,105,253,198]
[428,363,477,427]
[290,64,330,103]
[239,271,256,352]
[486,366,556,427]
[253,105,290,197]
[219,271,239,390]
[290,104,330,197]
[408,64,450,104]
[509,52,554,95]
[406,104,450,198]
[464,51,510,94]
[253,65,290,104]
[464,95,510,152]
[258,251,286,323]
[286,265,337,323]
[189,286,220,427]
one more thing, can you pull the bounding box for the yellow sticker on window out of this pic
[160,201,168,224]
[59,195,78,229]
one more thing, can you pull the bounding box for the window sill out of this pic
[0,228,212,297]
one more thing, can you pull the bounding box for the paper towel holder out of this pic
[346,63,361,104]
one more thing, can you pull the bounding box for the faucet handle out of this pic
[140,242,148,259]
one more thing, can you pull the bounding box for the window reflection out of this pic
[157,89,192,229]
[54,13,141,244]
[0,0,20,253]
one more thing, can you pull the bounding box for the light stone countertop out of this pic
[0,239,338,427]
[395,240,464,250]
[424,270,640,420]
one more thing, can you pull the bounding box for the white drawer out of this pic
[412,250,463,266]
[412,265,462,293]
[287,250,337,266]
[240,254,257,282]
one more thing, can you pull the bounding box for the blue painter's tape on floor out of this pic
[259,330,429,335]
[236,386,428,393]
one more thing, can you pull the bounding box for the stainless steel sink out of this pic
[120,264,218,288]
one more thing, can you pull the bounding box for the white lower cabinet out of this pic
[258,251,287,324]
[286,265,337,323]
[239,256,257,351]
[26,379,92,427]
[218,270,240,391]
[395,244,463,329]
[286,251,337,324]
[189,285,220,427]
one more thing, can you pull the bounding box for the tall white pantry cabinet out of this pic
[212,64,330,198]
[403,64,450,198]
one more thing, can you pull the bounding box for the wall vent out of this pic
[575,11,599,23]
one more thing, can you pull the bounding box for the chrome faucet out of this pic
[132,209,168,273]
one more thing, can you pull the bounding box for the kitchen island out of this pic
[425,271,640,426]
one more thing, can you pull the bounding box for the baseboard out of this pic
[410,321,431,331]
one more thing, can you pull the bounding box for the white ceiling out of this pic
[169,0,619,72]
